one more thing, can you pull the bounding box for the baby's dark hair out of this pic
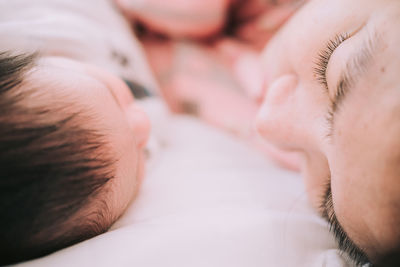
[0,52,116,265]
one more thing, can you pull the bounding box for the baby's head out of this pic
[0,53,150,265]
[256,0,400,265]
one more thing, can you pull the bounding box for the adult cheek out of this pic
[302,153,330,209]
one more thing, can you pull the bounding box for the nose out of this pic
[256,74,307,149]
[263,74,298,104]
[125,104,151,149]
[257,73,325,151]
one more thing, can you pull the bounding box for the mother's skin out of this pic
[256,0,400,264]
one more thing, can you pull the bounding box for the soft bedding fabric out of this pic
[16,100,352,267]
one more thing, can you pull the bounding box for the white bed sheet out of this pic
[16,101,353,267]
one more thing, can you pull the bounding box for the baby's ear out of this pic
[113,0,230,38]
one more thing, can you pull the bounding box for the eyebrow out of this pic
[330,28,380,115]
[321,182,370,265]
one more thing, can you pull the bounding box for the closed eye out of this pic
[314,33,350,92]
[314,33,350,139]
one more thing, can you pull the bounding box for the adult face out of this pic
[256,0,400,264]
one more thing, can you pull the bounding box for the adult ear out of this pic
[114,0,230,39]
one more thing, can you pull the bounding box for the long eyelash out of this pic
[314,33,350,139]
[314,33,350,91]
[323,186,370,266]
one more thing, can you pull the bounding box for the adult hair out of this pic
[0,52,116,265]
